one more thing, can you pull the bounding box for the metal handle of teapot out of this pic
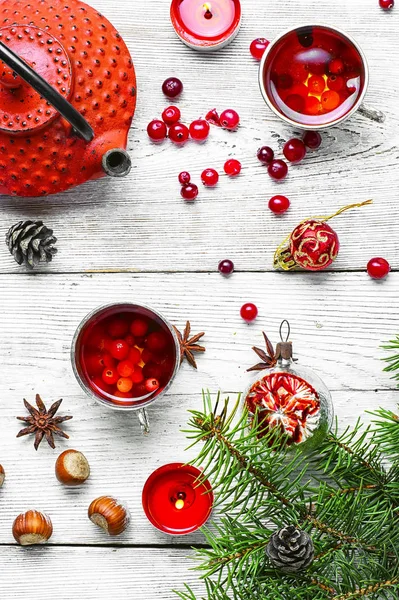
[0,41,94,142]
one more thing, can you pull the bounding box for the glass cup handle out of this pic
[138,408,150,435]
[358,103,385,124]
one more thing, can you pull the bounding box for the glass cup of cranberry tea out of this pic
[71,303,180,434]
[259,24,385,130]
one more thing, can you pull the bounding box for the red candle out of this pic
[170,0,242,51]
[142,463,213,535]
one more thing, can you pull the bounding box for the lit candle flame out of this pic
[175,499,185,510]
[203,2,212,11]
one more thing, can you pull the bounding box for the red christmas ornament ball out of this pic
[290,219,340,271]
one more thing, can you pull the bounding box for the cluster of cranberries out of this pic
[205,108,240,130]
[147,109,209,145]
[84,316,174,400]
[179,160,242,202]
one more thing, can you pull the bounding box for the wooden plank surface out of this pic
[0,0,398,598]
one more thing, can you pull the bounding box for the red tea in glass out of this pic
[72,304,179,411]
[260,25,367,128]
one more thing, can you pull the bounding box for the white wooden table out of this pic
[0,0,398,597]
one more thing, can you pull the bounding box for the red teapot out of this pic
[0,0,137,197]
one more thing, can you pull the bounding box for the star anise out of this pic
[247,332,278,372]
[173,321,206,369]
[16,394,73,450]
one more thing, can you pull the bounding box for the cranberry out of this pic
[303,131,322,149]
[102,367,119,386]
[169,122,189,144]
[147,119,167,142]
[269,195,290,214]
[328,58,345,75]
[218,259,234,276]
[367,257,391,280]
[117,360,135,378]
[107,318,129,339]
[117,377,133,393]
[249,37,270,60]
[125,334,135,346]
[240,303,258,322]
[201,168,219,187]
[283,138,307,163]
[205,108,221,126]
[179,171,191,185]
[321,90,340,111]
[109,339,130,361]
[308,74,325,94]
[224,159,241,177]
[162,105,181,125]
[220,109,240,130]
[145,378,160,393]
[327,75,344,92]
[189,119,210,141]
[268,159,288,181]
[181,183,199,201]
[130,319,148,337]
[146,331,168,352]
[102,353,116,369]
[128,347,142,365]
[379,0,394,9]
[132,367,144,384]
[162,77,183,98]
[257,146,274,164]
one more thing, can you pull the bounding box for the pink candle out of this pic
[170,0,242,51]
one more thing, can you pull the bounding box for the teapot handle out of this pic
[0,41,94,142]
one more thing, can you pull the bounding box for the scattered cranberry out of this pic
[257,146,274,164]
[109,339,130,361]
[145,378,160,393]
[269,195,290,214]
[201,168,219,187]
[179,171,191,185]
[379,0,394,9]
[268,159,288,181]
[130,319,148,337]
[205,108,221,126]
[240,303,258,322]
[224,159,242,177]
[220,109,240,130]
[162,105,181,125]
[117,377,133,394]
[249,37,270,60]
[102,367,119,386]
[162,77,183,98]
[189,119,210,141]
[181,183,199,201]
[303,131,322,150]
[169,122,189,144]
[218,259,234,276]
[283,138,307,163]
[147,119,167,142]
[367,257,391,280]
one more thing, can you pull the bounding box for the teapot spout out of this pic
[102,148,132,178]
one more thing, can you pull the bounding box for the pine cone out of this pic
[6,221,57,269]
[267,526,314,573]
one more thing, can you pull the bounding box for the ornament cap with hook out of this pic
[276,320,295,361]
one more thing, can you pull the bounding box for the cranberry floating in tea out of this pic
[243,321,333,450]
[0,0,137,197]
[259,25,384,129]
[72,304,181,434]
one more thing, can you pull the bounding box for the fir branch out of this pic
[332,578,399,600]
[381,335,399,383]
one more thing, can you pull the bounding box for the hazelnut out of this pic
[88,496,130,536]
[55,449,90,486]
[0,464,5,488]
[12,510,53,546]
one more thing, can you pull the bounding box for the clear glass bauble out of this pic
[242,358,334,452]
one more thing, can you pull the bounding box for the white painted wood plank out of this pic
[0,546,203,599]
[0,0,397,273]
[0,272,397,546]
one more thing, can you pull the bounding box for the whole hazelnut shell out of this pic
[55,449,90,486]
[12,510,53,546]
[88,496,130,536]
[0,464,5,488]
